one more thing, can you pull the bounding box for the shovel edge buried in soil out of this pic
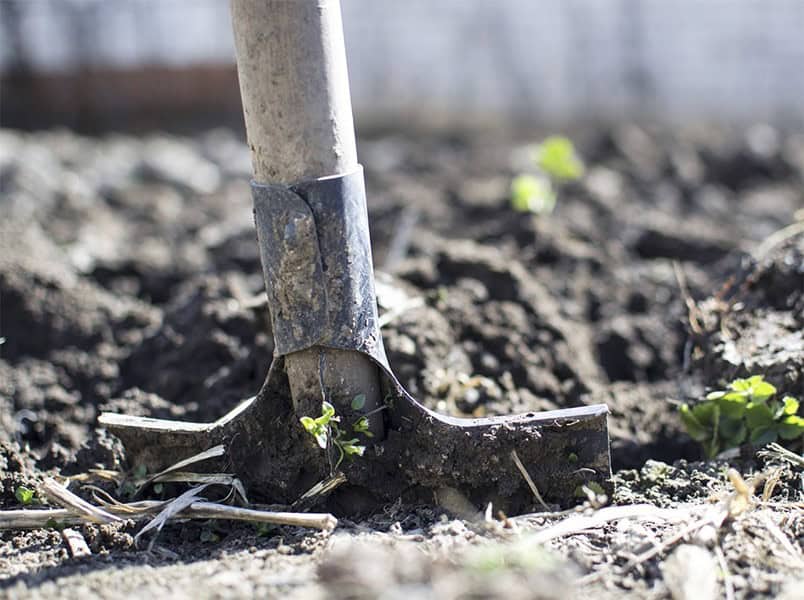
[99,390,610,514]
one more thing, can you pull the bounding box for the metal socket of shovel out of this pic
[100,0,610,514]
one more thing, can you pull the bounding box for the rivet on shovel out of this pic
[99,0,610,514]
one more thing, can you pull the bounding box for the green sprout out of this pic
[300,400,367,471]
[300,401,336,450]
[352,416,373,437]
[510,135,583,215]
[680,375,804,458]
[15,486,36,506]
[510,175,555,215]
[534,136,585,181]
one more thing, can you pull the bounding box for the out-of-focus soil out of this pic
[1,124,802,599]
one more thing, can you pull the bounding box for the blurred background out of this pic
[3,0,804,132]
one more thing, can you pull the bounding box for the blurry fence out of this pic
[2,0,804,130]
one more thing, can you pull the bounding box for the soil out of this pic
[1,124,802,598]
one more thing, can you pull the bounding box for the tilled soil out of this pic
[0,124,802,598]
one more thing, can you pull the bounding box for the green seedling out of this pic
[680,375,804,458]
[300,401,336,450]
[510,135,584,215]
[15,486,36,506]
[352,416,373,437]
[510,174,555,215]
[534,135,585,181]
[300,400,367,471]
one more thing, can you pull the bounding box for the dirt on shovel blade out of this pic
[1,125,802,599]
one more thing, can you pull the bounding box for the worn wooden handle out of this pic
[230,0,358,184]
[230,0,384,437]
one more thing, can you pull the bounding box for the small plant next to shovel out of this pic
[680,375,804,458]
[300,398,372,472]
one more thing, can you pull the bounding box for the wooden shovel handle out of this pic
[231,0,384,437]
[230,0,358,183]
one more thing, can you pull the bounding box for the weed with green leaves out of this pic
[680,375,804,457]
[300,398,372,472]
[510,136,584,215]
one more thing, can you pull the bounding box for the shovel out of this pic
[100,0,610,514]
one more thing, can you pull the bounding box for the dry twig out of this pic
[510,450,551,512]
[135,484,210,548]
[135,444,226,496]
[0,501,337,532]
[41,478,121,525]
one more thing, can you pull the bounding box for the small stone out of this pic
[662,544,718,600]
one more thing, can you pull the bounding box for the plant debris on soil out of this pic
[1,124,803,598]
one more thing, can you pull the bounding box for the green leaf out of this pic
[317,401,336,425]
[750,426,778,446]
[781,396,799,416]
[692,402,718,426]
[15,486,35,505]
[748,380,776,402]
[352,416,373,437]
[342,443,365,457]
[719,417,747,446]
[351,394,366,411]
[300,416,317,433]
[778,415,804,440]
[746,402,775,430]
[534,136,584,180]
[510,174,556,215]
[705,390,726,400]
[729,378,752,392]
[716,394,747,419]
[680,404,710,442]
[314,430,329,449]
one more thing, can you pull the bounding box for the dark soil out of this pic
[1,124,802,598]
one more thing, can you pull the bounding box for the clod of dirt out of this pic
[0,441,40,508]
[694,237,804,397]
[120,275,274,422]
